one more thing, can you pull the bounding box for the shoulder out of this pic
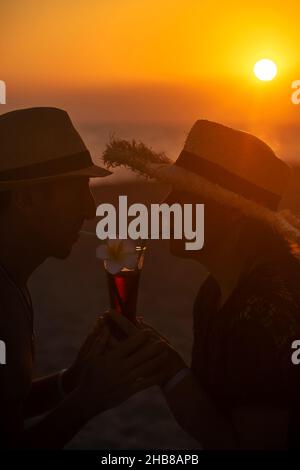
[225,255,300,405]
[233,253,300,346]
[0,272,33,401]
[0,271,31,338]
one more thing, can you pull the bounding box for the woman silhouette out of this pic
[106,120,300,449]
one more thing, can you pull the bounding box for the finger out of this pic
[135,371,167,388]
[127,350,168,381]
[87,327,110,358]
[103,308,117,322]
[107,334,119,349]
[112,330,149,358]
[105,310,139,337]
[131,322,171,346]
[78,331,100,359]
[113,377,155,403]
[127,379,154,396]
[107,370,166,407]
[141,327,163,344]
[125,340,166,370]
[105,317,129,341]
[140,321,170,344]
[91,315,105,333]
[135,316,144,328]
[125,372,165,396]
[95,315,105,330]
[80,316,106,355]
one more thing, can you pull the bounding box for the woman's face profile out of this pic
[163,189,205,260]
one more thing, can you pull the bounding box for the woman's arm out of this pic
[106,312,290,449]
[163,371,237,449]
[163,371,289,449]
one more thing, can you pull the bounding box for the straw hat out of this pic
[102,120,300,246]
[174,120,290,210]
[0,107,111,191]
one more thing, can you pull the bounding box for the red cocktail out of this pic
[106,269,141,323]
[104,244,146,324]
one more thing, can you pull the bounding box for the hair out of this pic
[170,187,294,264]
[207,196,294,261]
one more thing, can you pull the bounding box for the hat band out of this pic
[0,151,93,181]
[175,150,281,210]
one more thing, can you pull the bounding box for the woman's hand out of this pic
[77,327,168,419]
[104,311,187,387]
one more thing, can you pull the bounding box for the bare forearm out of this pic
[24,369,77,418]
[163,373,237,449]
[24,373,63,417]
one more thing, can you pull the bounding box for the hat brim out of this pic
[0,163,112,191]
[64,163,112,178]
[111,158,300,246]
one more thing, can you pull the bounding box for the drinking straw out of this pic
[80,230,145,321]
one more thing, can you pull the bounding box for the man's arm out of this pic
[24,316,106,418]
[3,330,168,448]
[24,370,76,418]
[1,385,100,450]
[5,387,91,449]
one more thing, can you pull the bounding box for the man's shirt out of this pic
[0,267,34,438]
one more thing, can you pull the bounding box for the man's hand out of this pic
[104,311,187,386]
[18,316,169,448]
[77,327,168,418]
[62,316,108,394]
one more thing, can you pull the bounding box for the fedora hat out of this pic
[172,120,290,210]
[0,107,111,191]
[102,120,300,246]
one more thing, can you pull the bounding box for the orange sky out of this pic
[1,0,300,161]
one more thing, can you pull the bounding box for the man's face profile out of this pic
[24,176,96,259]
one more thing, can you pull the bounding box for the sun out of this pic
[254,59,277,81]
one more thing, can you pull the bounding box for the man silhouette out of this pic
[0,107,166,448]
